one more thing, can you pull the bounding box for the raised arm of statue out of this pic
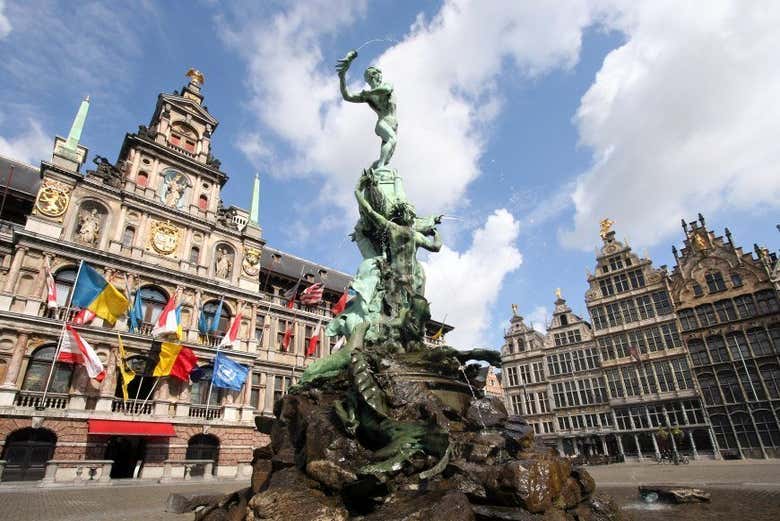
[355,179,388,230]
[415,228,442,253]
[336,50,363,103]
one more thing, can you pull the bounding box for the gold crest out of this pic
[242,247,262,276]
[35,180,70,217]
[148,220,180,255]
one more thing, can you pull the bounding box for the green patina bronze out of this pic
[297,49,498,479]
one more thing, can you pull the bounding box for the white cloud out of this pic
[423,209,523,348]
[560,0,780,249]
[525,306,549,334]
[0,119,50,165]
[0,0,11,39]
[219,0,597,218]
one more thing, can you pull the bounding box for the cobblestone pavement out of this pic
[0,462,778,521]
[0,479,242,521]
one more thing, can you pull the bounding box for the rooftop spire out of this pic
[249,172,260,224]
[64,95,90,152]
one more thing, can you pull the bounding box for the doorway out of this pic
[104,436,146,478]
[1,428,56,481]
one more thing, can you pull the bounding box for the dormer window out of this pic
[198,194,208,211]
[169,122,198,153]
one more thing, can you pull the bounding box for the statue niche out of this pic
[214,245,234,279]
[74,202,107,247]
[157,169,191,209]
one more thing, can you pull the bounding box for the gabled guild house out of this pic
[0,70,373,483]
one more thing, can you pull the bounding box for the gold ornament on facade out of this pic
[242,247,262,276]
[693,232,708,251]
[34,180,70,217]
[555,288,563,299]
[186,68,205,85]
[599,218,614,239]
[148,220,180,255]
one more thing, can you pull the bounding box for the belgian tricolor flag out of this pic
[145,341,198,381]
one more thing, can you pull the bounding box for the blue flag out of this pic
[198,305,209,335]
[211,352,249,391]
[210,297,224,333]
[128,290,144,333]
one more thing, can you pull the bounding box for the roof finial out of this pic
[599,218,614,239]
[64,95,90,152]
[186,68,205,86]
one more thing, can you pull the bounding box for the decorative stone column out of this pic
[688,430,699,460]
[650,432,660,459]
[601,436,609,456]
[154,377,171,416]
[0,332,29,406]
[68,366,89,410]
[633,434,643,460]
[240,375,255,423]
[616,435,625,459]
[0,246,27,311]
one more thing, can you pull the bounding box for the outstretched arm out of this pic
[415,228,442,252]
[336,51,364,103]
[355,178,388,229]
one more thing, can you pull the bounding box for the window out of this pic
[636,295,655,320]
[599,278,615,297]
[760,364,780,399]
[718,371,743,403]
[735,295,756,318]
[638,365,657,394]
[731,412,759,448]
[606,303,622,327]
[198,194,208,211]
[554,333,566,347]
[273,375,293,403]
[652,291,673,316]
[510,394,523,415]
[525,393,537,414]
[53,267,77,308]
[566,329,582,344]
[695,304,717,327]
[769,325,780,354]
[250,373,262,408]
[628,269,645,289]
[747,328,773,356]
[590,306,607,330]
[671,358,693,389]
[692,283,704,297]
[755,410,780,447]
[609,256,624,271]
[190,366,222,405]
[647,406,664,427]
[737,367,765,401]
[613,273,630,293]
[201,299,232,336]
[730,272,743,288]
[505,367,518,387]
[726,332,749,361]
[655,361,675,392]
[600,413,613,427]
[538,392,550,413]
[136,171,149,187]
[614,409,631,430]
[646,327,664,352]
[755,290,780,315]
[698,374,721,405]
[678,309,698,331]
[189,246,200,265]
[560,314,569,326]
[621,367,641,396]
[598,337,614,361]
[277,320,294,352]
[714,299,737,323]
[552,383,565,408]
[688,339,709,366]
[614,334,629,358]
[139,286,170,325]
[519,365,531,384]
[122,226,135,248]
[706,335,729,363]
[621,300,639,323]
[660,322,681,349]
[705,272,727,293]
[711,415,737,449]
[22,346,73,393]
[532,362,544,383]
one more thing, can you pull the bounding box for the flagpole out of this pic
[132,376,144,415]
[40,259,84,407]
[205,302,242,422]
[137,378,160,415]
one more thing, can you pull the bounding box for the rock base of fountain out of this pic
[191,358,627,521]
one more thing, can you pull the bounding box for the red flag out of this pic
[300,283,324,306]
[72,308,96,325]
[45,259,58,309]
[219,307,244,348]
[332,290,349,315]
[284,280,300,308]
[306,321,321,356]
[152,293,179,337]
[60,325,105,381]
[281,326,293,352]
[170,347,198,381]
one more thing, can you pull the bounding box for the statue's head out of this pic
[364,66,382,87]
[390,201,415,226]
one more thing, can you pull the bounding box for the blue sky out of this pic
[1,1,778,349]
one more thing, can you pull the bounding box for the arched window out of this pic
[198,194,208,211]
[687,339,709,366]
[697,373,721,405]
[186,434,219,461]
[1,427,57,481]
[731,412,759,448]
[54,267,77,308]
[136,171,149,187]
[718,370,744,404]
[122,226,135,248]
[22,345,73,394]
[201,301,231,335]
[189,246,200,265]
[139,286,169,325]
[754,410,780,447]
[747,328,772,356]
[726,332,749,361]
[190,366,222,406]
[710,414,737,450]
[760,364,780,399]
[114,355,156,402]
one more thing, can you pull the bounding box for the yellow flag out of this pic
[88,282,130,325]
[117,334,135,401]
[431,325,444,341]
[152,342,184,377]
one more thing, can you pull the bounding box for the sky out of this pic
[0,0,778,349]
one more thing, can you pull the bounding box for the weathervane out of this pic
[599,218,614,239]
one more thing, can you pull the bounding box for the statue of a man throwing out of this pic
[337,50,398,170]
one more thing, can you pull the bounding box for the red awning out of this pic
[88,419,176,437]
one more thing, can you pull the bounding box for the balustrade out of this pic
[14,390,69,409]
[188,404,223,420]
[111,398,153,415]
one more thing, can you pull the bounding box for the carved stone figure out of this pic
[77,208,101,245]
[90,155,124,188]
[599,217,615,238]
[242,247,261,276]
[163,173,187,207]
[337,50,397,171]
[215,247,233,278]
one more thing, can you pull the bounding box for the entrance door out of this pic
[1,428,57,481]
[186,434,219,477]
[104,436,146,479]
